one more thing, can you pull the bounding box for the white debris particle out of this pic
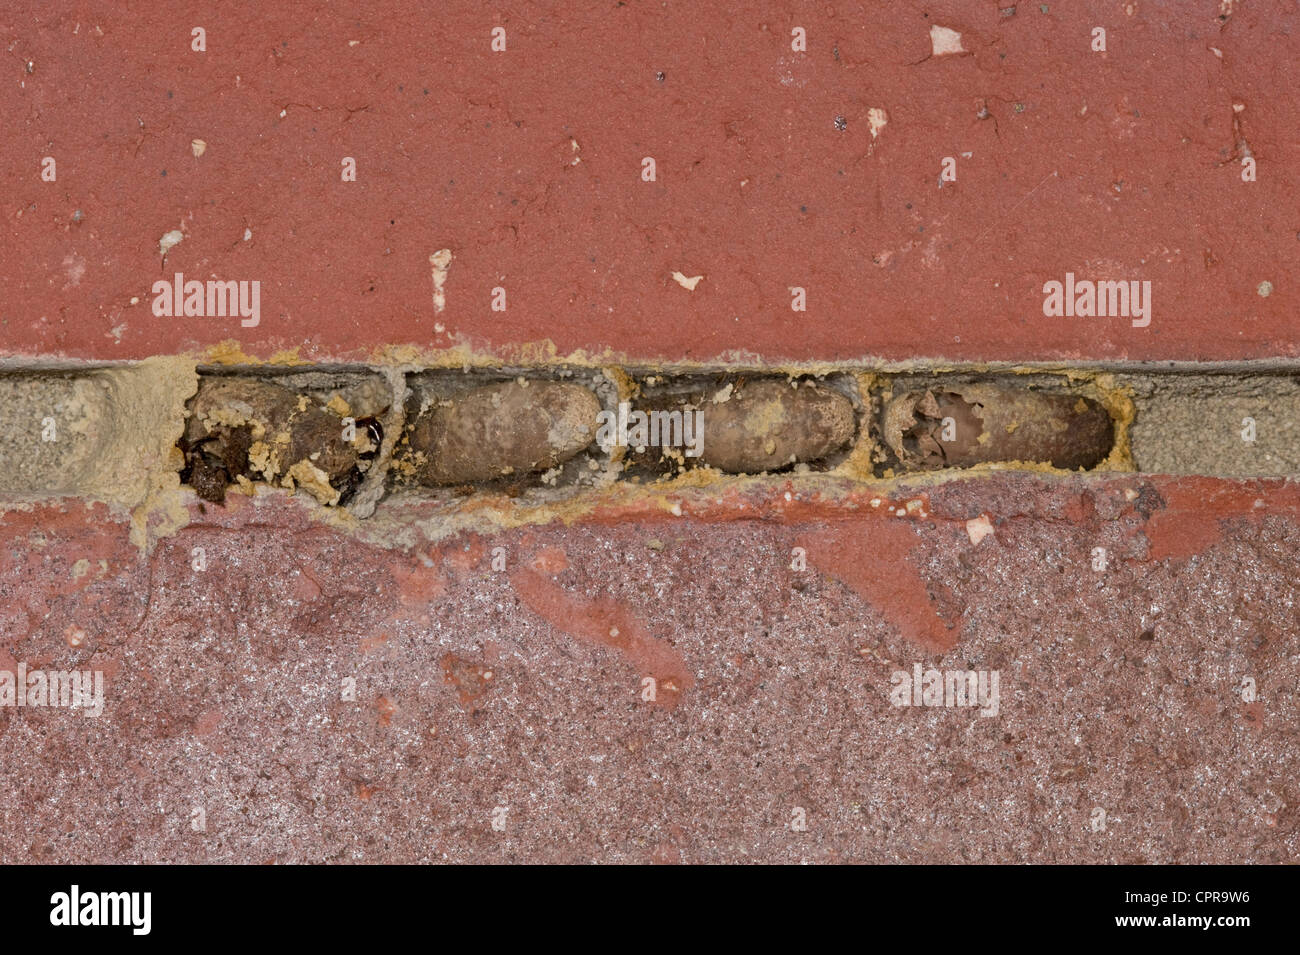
[159,229,184,257]
[63,253,86,287]
[191,139,207,158]
[430,249,453,312]
[930,25,966,57]
[672,271,704,291]
[868,107,889,139]
[243,228,252,241]
[966,514,995,545]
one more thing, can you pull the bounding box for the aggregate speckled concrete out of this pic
[2,0,1299,866]
[1,475,1296,863]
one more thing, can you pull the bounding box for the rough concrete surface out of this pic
[0,475,1297,863]
[1126,374,1300,476]
[1,1,1299,868]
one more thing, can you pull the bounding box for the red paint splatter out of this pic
[510,566,693,706]
[440,653,497,707]
[391,560,446,607]
[801,516,956,653]
[1140,478,1282,562]
[376,695,396,727]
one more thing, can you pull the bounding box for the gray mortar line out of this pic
[4,361,1300,515]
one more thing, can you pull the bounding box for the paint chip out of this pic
[191,139,207,158]
[672,271,704,291]
[966,514,995,545]
[159,229,184,257]
[930,25,966,57]
[430,249,453,312]
[868,108,889,139]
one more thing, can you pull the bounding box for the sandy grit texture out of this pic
[1,1,1297,868]
[0,475,1296,863]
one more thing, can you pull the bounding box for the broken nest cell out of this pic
[179,372,389,507]
[878,379,1115,473]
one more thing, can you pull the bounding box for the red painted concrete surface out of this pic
[1,474,1298,863]
[2,2,1299,866]
[3,1,1298,364]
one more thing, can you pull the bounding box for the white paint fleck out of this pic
[868,107,889,139]
[966,514,995,545]
[243,228,252,241]
[159,229,184,257]
[672,271,704,291]
[430,249,453,312]
[930,25,966,57]
[62,253,86,287]
[191,138,207,158]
